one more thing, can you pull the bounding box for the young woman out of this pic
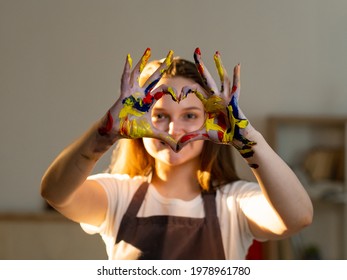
[41,48,313,259]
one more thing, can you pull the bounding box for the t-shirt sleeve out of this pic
[80,173,144,236]
[217,180,265,259]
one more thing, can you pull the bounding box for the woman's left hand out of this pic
[177,48,256,158]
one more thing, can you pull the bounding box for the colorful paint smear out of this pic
[98,110,114,136]
[139,48,151,73]
[185,49,257,162]
[118,49,175,140]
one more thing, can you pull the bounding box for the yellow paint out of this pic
[239,147,253,154]
[235,119,249,129]
[119,97,145,119]
[129,119,152,138]
[190,89,205,102]
[167,86,178,102]
[120,118,150,138]
[139,49,151,73]
[191,88,252,143]
[165,50,174,66]
[204,95,225,113]
[119,105,144,119]
[214,53,224,83]
[205,117,224,132]
[160,50,174,74]
[127,54,133,69]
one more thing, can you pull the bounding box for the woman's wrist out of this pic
[79,121,120,162]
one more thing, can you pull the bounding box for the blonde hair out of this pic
[108,58,239,191]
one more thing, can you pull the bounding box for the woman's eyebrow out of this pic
[182,106,204,111]
[152,106,204,112]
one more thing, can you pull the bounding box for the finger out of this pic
[231,64,241,99]
[194,48,219,94]
[144,84,179,105]
[130,48,151,87]
[135,122,178,152]
[228,64,241,118]
[181,83,209,101]
[120,53,133,97]
[142,50,174,94]
[152,131,179,152]
[176,128,210,151]
[137,85,178,123]
[213,51,231,100]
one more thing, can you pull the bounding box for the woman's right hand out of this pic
[97,48,179,150]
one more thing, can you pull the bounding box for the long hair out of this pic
[109,57,239,191]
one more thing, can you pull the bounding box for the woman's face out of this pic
[143,76,205,167]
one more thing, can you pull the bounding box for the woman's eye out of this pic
[184,113,197,120]
[152,113,167,122]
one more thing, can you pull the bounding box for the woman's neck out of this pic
[151,159,201,200]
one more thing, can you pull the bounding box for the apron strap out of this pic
[202,191,218,218]
[124,181,149,218]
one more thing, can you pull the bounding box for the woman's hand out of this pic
[97,48,179,150]
[177,48,256,158]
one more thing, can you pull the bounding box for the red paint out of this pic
[216,114,227,130]
[98,110,113,136]
[232,85,238,93]
[154,91,164,100]
[143,94,154,104]
[119,116,128,136]
[180,133,199,143]
[197,64,204,76]
[144,47,151,55]
[217,131,224,141]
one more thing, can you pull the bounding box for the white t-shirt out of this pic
[81,173,263,260]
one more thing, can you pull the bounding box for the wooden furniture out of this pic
[0,211,107,259]
[267,115,347,259]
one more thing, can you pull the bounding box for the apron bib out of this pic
[116,182,226,260]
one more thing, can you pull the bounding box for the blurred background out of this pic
[1,0,347,259]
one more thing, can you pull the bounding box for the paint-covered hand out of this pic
[97,48,178,150]
[177,48,256,157]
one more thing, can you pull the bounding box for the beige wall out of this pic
[1,0,347,259]
[2,0,347,212]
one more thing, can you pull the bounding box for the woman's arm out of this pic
[242,129,313,240]
[41,122,117,226]
[178,49,313,239]
[41,49,175,226]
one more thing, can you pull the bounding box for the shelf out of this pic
[267,115,347,259]
[0,211,70,222]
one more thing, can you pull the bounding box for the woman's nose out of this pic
[168,120,184,138]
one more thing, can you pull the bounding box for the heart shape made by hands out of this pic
[118,84,236,152]
[110,47,253,153]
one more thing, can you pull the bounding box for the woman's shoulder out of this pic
[87,173,147,197]
[88,173,146,185]
[217,180,261,197]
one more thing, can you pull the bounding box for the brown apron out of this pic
[115,182,226,260]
